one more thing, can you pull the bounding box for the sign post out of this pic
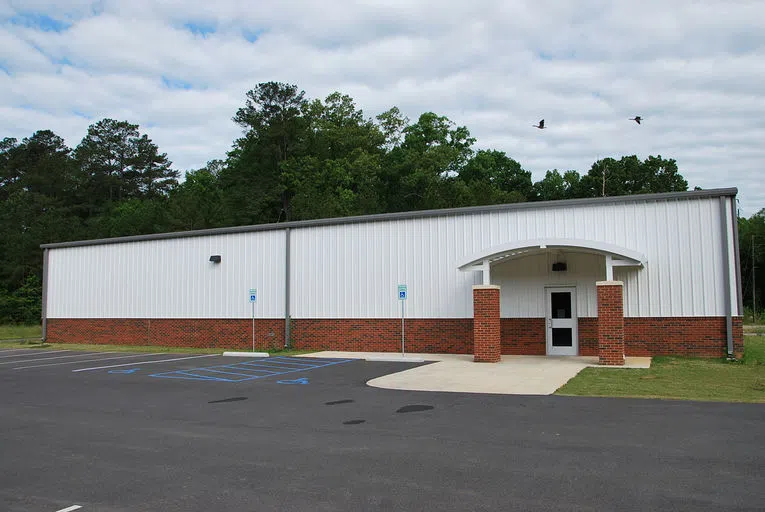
[249,288,257,352]
[398,284,407,355]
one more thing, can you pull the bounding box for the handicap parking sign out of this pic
[249,288,257,303]
[398,284,407,300]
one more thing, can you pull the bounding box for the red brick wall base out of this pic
[291,318,472,354]
[500,318,545,355]
[47,316,744,358]
[46,318,474,354]
[597,282,625,365]
[473,286,501,362]
[625,316,744,358]
[47,318,285,350]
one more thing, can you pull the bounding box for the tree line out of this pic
[1,82,761,324]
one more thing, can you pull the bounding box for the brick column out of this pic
[473,285,501,363]
[597,281,625,366]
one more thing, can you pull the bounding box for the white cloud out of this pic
[1,0,764,215]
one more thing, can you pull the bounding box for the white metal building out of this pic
[42,188,743,361]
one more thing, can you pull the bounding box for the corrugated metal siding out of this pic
[290,196,730,318]
[492,252,604,318]
[48,231,285,318]
[723,196,741,316]
[46,195,735,319]
[290,217,480,318]
[614,196,727,317]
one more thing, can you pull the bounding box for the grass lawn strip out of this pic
[0,325,42,340]
[556,337,765,403]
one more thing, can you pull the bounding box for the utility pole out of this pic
[754,235,757,323]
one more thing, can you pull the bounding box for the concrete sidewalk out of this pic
[299,352,651,395]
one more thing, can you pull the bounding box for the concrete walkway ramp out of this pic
[300,352,650,395]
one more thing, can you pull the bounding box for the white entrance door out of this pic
[546,287,578,356]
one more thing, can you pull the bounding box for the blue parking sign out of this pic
[398,284,407,300]
[249,288,257,303]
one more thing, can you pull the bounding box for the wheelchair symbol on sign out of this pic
[109,368,141,374]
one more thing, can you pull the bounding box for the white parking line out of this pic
[0,348,48,356]
[72,354,219,372]
[0,350,68,360]
[0,352,108,366]
[14,352,166,370]
[55,505,82,512]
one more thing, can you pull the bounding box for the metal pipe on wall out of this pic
[719,197,734,358]
[730,198,744,316]
[41,248,49,341]
[285,227,291,348]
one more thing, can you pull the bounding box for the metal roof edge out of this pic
[40,187,739,249]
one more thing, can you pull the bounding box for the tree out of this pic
[459,150,534,204]
[0,131,82,293]
[222,86,387,223]
[739,209,765,320]
[381,112,476,211]
[1,131,77,202]
[285,93,386,219]
[73,119,178,215]
[578,155,688,198]
[221,82,309,223]
[376,107,409,149]
[533,170,568,201]
[88,199,170,238]
[168,161,225,230]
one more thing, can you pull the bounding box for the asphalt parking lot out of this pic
[1,347,764,511]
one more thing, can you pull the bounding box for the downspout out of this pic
[41,248,49,342]
[730,196,744,319]
[284,227,291,349]
[719,197,734,359]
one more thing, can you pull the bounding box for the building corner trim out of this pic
[719,197,734,357]
[41,248,49,341]
[730,196,744,315]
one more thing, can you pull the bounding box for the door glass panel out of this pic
[550,292,572,319]
[552,328,573,347]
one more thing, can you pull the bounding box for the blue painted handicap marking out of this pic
[109,368,141,374]
[149,356,352,383]
[277,377,309,385]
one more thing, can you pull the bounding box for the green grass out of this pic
[0,339,312,356]
[556,337,765,403]
[0,325,42,340]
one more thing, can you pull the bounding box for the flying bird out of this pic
[533,119,545,129]
[630,116,642,124]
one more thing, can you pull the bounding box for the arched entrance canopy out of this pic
[458,238,646,284]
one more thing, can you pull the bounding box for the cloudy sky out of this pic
[2,0,764,215]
